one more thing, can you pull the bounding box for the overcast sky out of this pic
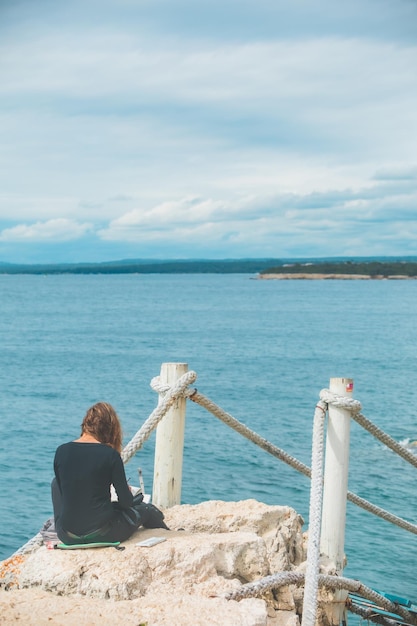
[1,0,416,263]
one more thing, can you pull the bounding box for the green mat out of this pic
[56,541,121,550]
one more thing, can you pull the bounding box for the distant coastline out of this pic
[0,259,276,275]
[1,258,417,276]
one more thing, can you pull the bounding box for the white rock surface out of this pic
[0,499,306,625]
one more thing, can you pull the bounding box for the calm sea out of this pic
[0,274,416,602]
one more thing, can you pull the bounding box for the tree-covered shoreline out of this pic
[1,258,417,276]
[0,259,277,275]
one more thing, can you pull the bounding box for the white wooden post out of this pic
[320,377,353,624]
[152,362,188,508]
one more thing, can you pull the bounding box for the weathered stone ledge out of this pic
[0,500,338,626]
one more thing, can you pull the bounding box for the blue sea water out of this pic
[0,274,416,602]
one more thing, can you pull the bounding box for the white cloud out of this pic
[0,0,416,261]
[100,196,238,233]
[0,219,93,242]
[95,173,417,256]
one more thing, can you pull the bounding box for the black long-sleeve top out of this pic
[53,441,133,536]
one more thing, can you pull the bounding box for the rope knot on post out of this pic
[319,389,362,414]
[150,376,170,395]
[122,369,197,464]
[150,374,197,398]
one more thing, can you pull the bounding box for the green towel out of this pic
[56,541,121,550]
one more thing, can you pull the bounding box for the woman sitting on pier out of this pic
[52,402,168,546]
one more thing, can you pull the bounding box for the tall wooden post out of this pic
[152,362,188,508]
[320,377,353,624]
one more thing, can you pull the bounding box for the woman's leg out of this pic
[103,502,169,543]
[96,504,143,543]
[133,502,169,529]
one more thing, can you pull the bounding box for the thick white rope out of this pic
[150,377,171,394]
[121,370,197,463]
[319,389,362,415]
[225,572,417,625]
[187,390,312,477]
[301,401,327,626]
[188,389,417,536]
[353,412,417,468]
[346,490,417,534]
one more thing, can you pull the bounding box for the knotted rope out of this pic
[225,572,417,625]
[301,400,327,626]
[320,389,417,469]
[121,370,197,463]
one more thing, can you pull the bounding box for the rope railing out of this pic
[184,381,416,625]
[7,366,416,626]
[224,572,417,626]
[184,387,417,536]
[147,372,409,626]
[159,375,416,626]
[5,368,417,626]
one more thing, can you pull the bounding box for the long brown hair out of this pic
[81,402,123,453]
